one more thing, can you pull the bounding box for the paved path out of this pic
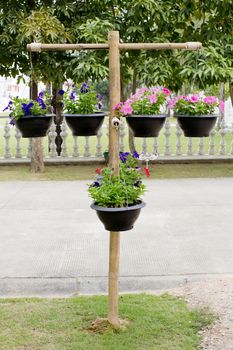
[0,178,233,296]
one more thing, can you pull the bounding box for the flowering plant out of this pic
[3,92,49,125]
[59,82,103,114]
[170,94,224,116]
[88,151,146,208]
[114,86,171,117]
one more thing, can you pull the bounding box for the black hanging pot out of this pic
[174,115,218,137]
[15,114,53,138]
[91,201,145,231]
[64,112,106,136]
[126,114,167,137]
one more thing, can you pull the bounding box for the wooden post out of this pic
[30,79,44,173]
[108,31,121,327]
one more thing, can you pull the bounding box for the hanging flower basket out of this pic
[15,114,53,138]
[91,201,145,231]
[114,86,170,138]
[88,152,146,231]
[64,112,106,136]
[4,93,53,138]
[126,114,167,137]
[170,95,223,138]
[174,114,218,137]
[60,83,106,136]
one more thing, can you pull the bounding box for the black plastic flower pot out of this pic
[15,114,53,138]
[64,112,106,136]
[91,201,145,231]
[175,115,218,137]
[126,114,167,137]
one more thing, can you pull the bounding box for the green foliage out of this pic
[130,87,170,115]
[62,83,103,114]
[88,153,146,207]
[0,0,232,100]
[4,92,50,120]
[172,95,221,116]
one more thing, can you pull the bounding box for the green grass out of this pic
[0,294,214,350]
[0,163,233,181]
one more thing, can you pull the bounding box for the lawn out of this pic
[0,294,213,350]
[0,163,233,181]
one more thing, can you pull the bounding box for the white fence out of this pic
[1,116,233,163]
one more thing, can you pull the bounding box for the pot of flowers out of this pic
[170,94,224,137]
[114,86,171,137]
[60,82,106,136]
[88,152,146,231]
[4,92,53,138]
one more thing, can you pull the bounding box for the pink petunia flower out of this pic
[121,103,133,115]
[168,98,177,109]
[203,96,217,104]
[189,95,199,103]
[148,94,157,104]
[162,87,170,95]
[219,100,225,113]
[113,102,122,110]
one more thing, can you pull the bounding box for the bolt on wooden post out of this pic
[27,34,202,328]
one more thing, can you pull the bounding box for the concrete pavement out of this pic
[0,178,233,296]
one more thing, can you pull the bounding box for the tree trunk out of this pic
[128,68,137,153]
[30,80,44,173]
[52,85,63,156]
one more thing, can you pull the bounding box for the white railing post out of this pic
[96,128,103,157]
[175,122,182,156]
[84,136,91,157]
[72,136,79,158]
[209,127,216,155]
[219,118,227,155]
[15,127,22,158]
[60,119,68,157]
[119,121,126,152]
[4,121,11,159]
[48,120,58,158]
[142,138,147,154]
[164,118,171,156]
[187,137,193,156]
[198,138,205,155]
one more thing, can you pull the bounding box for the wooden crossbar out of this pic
[27,42,202,52]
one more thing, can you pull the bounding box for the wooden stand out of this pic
[27,32,202,328]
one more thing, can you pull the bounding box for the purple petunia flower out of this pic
[22,102,34,116]
[80,82,90,94]
[132,150,139,159]
[70,91,75,100]
[92,181,100,187]
[9,117,15,126]
[58,89,65,95]
[134,180,142,187]
[97,94,103,101]
[38,91,44,98]
[119,152,130,163]
[3,100,13,112]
